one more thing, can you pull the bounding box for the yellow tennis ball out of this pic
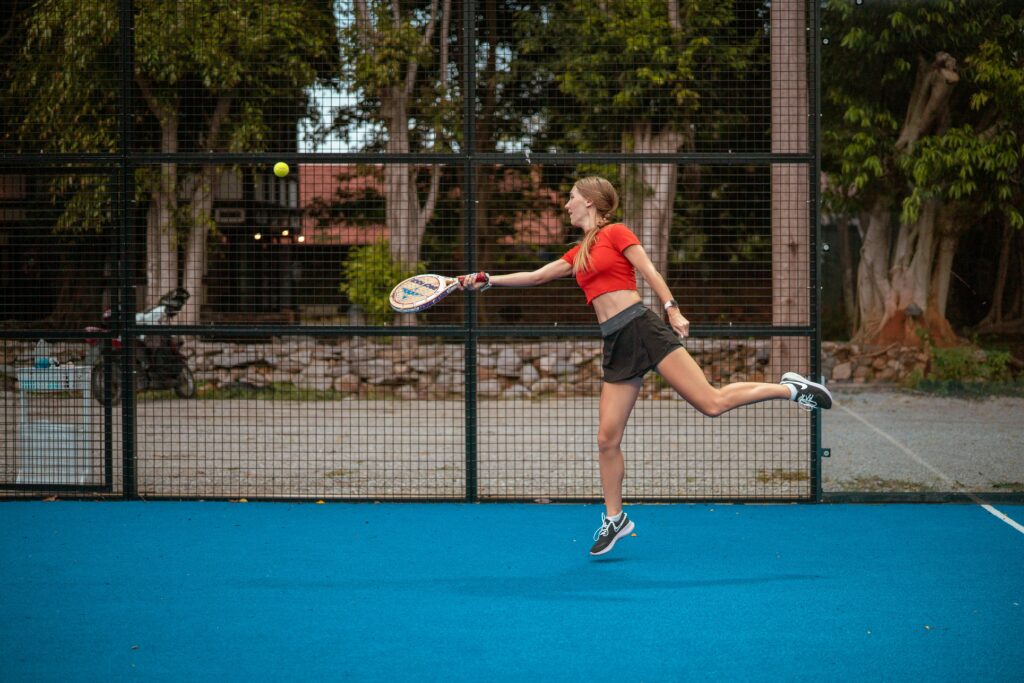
[273,162,289,178]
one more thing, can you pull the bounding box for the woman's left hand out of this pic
[668,308,690,338]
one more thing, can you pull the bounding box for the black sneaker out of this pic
[589,512,635,556]
[781,372,833,411]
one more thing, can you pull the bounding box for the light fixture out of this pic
[297,235,306,243]
[254,232,262,241]
[282,229,290,237]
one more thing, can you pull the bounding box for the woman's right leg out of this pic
[655,347,791,417]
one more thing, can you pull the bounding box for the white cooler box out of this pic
[16,366,93,485]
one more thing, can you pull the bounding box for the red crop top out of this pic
[560,223,642,304]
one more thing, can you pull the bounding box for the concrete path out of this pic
[822,388,1024,493]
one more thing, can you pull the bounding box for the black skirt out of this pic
[601,304,684,383]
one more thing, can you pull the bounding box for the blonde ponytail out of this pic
[570,176,619,274]
[573,226,604,274]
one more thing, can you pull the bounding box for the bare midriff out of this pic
[591,289,643,324]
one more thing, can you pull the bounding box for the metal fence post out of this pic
[119,0,137,499]
[463,0,478,503]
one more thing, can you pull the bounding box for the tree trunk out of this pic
[855,199,892,342]
[928,205,960,319]
[978,219,1013,329]
[978,220,1024,334]
[175,91,231,325]
[146,197,177,307]
[852,52,961,348]
[179,167,215,326]
[895,53,959,153]
[857,199,960,347]
[361,0,445,273]
[620,122,686,311]
[1012,234,1024,322]
[373,0,448,327]
[383,87,417,269]
[836,215,859,336]
[137,75,179,309]
[872,200,932,345]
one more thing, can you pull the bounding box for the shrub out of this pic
[340,242,422,325]
[929,346,1012,383]
[912,345,1021,397]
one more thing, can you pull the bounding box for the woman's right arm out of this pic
[463,259,572,290]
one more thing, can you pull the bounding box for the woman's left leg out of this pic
[597,377,643,516]
[655,347,790,417]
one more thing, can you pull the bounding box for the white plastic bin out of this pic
[16,366,93,485]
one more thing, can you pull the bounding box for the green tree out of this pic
[9,0,337,324]
[516,0,760,309]
[337,0,455,273]
[822,0,1023,346]
[340,241,422,325]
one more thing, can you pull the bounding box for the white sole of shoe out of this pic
[589,520,635,556]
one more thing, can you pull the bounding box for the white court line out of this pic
[837,403,1024,537]
[981,504,1024,534]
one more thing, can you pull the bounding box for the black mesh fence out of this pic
[1,0,820,501]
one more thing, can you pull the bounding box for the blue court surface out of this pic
[1,501,1021,681]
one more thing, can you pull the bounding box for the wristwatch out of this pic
[663,299,678,312]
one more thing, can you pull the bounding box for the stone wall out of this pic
[182,337,774,399]
[821,341,930,385]
[0,337,949,395]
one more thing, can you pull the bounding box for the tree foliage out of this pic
[11,0,336,156]
[318,1,777,322]
[514,0,760,151]
[824,0,1022,222]
[6,0,338,320]
[329,0,455,152]
[822,0,1024,343]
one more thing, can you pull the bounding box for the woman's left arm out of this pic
[624,244,690,338]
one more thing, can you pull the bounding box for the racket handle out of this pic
[457,272,491,289]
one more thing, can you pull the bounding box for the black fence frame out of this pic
[3,0,826,502]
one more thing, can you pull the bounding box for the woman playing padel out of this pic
[461,176,832,556]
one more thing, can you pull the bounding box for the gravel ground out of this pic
[822,388,1024,492]
[4,388,1022,497]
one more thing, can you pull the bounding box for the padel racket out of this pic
[389,273,489,313]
